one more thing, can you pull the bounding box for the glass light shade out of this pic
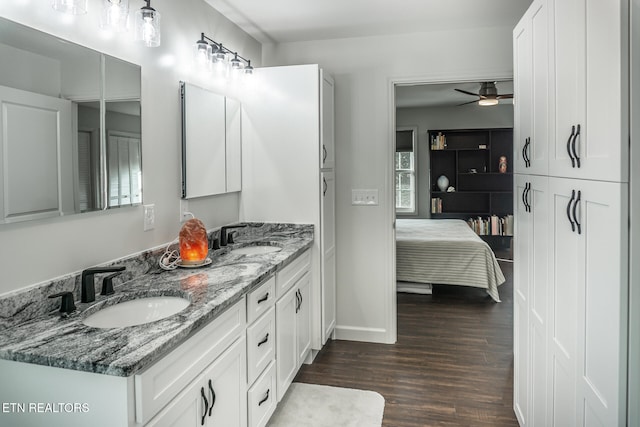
[244,62,254,75]
[100,0,129,32]
[194,41,212,69]
[179,218,209,265]
[478,98,499,106]
[52,0,88,15]
[134,6,161,47]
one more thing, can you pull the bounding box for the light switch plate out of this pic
[143,204,155,231]
[352,189,379,206]
[179,199,190,222]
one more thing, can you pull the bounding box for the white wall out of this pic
[397,104,514,218]
[264,26,515,343]
[0,0,261,295]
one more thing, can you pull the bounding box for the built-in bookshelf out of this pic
[429,128,513,250]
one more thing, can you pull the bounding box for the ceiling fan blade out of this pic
[456,100,478,106]
[497,94,514,99]
[454,88,480,97]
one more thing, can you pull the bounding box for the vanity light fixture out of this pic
[100,0,129,32]
[51,0,88,15]
[193,33,254,78]
[134,0,161,47]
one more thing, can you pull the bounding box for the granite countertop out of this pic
[0,224,313,377]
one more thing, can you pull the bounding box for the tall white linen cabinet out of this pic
[513,1,630,426]
[240,64,337,356]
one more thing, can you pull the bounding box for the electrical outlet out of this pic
[179,199,190,222]
[143,204,155,231]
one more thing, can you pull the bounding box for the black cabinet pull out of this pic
[522,139,528,167]
[573,190,582,234]
[257,333,269,347]
[567,190,576,232]
[298,290,303,312]
[208,379,216,416]
[522,184,528,211]
[295,290,300,313]
[571,124,581,168]
[258,389,270,406]
[566,126,576,168]
[200,387,208,426]
[322,145,328,164]
[323,177,328,196]
[524,137,531,167]
[257,293,269,304]
[525,183,531,212]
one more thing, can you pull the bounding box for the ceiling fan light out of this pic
[478,98,499,106]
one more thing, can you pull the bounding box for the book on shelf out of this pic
[430,132,447,150]
[431,197,442,213]
[466,214,513,236]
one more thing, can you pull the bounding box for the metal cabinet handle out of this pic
[572,190,582,234]
[524,137,531,167]
[295,289,300,313]
[323,177,328,196]
[522,184,528,211]
[322,145,328,164]
[258,333,269,347]
[566,126,576,167]
[525,183,531,212]
[566,190,576,232]
[207,379,216,416]
[257,292,269,304]
[258,389,270,406]
[201,387,209,426]
[571,124,581,168]
[522,139,528,167]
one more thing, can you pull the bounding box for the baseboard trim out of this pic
[397,282,432,294]
[334,325,392,344]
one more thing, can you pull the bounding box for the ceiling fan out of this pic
[455,82,513,106]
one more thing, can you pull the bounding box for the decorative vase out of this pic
[499,156,508,173]
[437,175,449,192]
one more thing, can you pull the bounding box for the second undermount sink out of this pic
[83,297,190,329]
[230,245,282,256]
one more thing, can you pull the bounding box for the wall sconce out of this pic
[178,218,209,266]
[100,0,129,32]
[51,0,88,15]
[194,33,254,78]
[134,0,161,47]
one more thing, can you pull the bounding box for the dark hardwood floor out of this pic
[293,261,517,427]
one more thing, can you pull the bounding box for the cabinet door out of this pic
[550,0,627,182]
[275,285,297,402]
[513,13,532,175]
[320,70,335,170]
[296,273,312,366]
[321,171,336,344]
[513,176,531,425]
[146,337,247,427]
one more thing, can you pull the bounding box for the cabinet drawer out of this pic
[246,307,276,385]
[247,276,275,324]
[247,361,277,427]
[135,300,246,424]
[275,250,310,298]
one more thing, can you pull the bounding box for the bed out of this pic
[396,219,505,302]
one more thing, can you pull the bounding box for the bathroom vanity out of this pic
[0,224,313,427]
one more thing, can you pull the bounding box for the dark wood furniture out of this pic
[428,128,513,251]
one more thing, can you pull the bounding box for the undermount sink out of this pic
[83,297,190,329]
[230,245,282,256]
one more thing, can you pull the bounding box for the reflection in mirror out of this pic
[0,17,142,224]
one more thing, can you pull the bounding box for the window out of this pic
[395,128,416,213]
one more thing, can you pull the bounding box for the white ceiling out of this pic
[396,81,514,109]
[204,0,531,44]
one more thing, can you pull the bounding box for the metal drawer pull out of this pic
[571,124,581,168]
[208,379,216,416]
[258,333,269,347]
[566,125,576,167]
[566,190,576,232]
[572,190,582,234]
[257,292,269,304]
[258,389,270,406]
[323,145,328,163]
[200,387,208,426]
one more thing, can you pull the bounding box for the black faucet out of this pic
[48,292,76,315]
[219,224,248,246]
[81,266,126,303]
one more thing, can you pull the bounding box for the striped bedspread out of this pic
[396,219,505,302]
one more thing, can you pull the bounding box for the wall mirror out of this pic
[180,81,241,199]
[0,17,142,224]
